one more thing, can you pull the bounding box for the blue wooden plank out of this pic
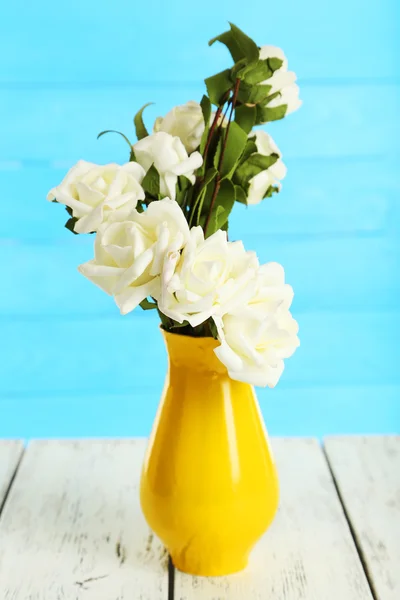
[1,156,396,240]
[0,312,398,396]
[0,84,399,163]
[1,384,399,439]
[0,0,398,82]
[1,235,399,316]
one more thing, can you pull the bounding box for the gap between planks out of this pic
[0,439,168,600]
[0,440,24,515]
[173,438,374,600]
[0,437,390,600]
[325,436,400,600]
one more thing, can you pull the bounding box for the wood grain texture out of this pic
[1,84,399,163]
[325,436,400,600]
[3,236,399,317]
[0,312,398,399]
[175,438,373,600]
[2,157,397,241]
[0,440,23,510]
[0,439,167,599]
[0,0,397,82]
[1,385,399,441]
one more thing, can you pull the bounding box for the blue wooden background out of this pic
[1,0,399,438]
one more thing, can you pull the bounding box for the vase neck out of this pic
[161,329,228,375]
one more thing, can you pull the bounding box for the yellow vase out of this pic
[140,329,279,576]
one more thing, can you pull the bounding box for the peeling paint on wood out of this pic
[325,435,400,600]
[174,438,374,600]
[0,439,167,599]
[0,440,24,512]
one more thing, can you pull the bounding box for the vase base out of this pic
[171,553,248,577]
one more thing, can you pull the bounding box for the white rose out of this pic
[133,132,203,201]
[214,262,299,387]
[47,160,146,234]
[259,45,302,117]
[247,131,287,205]
[159,227,259,327]
[78,198,190,315]
[246,262,295,317]
[153,101,205,154]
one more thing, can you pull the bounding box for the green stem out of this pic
[187,90,231,225]
[204,78,240,236]
[188,185,207,227]
[202,89,231,169]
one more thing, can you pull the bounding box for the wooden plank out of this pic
[1,384,399,441]
[0,312,398,398]
[325,436,400,600]
[0,441,23,511]
[1,157,396,240]
[0,439,167,599]
[0,84,399,163]
[0,0,397,82]
[174,438,373,599]
[2,235,399,317]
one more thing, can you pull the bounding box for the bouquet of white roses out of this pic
[47,23,301,388]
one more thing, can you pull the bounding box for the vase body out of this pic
[140,330,279,576]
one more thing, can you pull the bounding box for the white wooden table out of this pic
[0,436,398,600]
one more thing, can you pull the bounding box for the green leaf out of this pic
[141,164,160,197]
[234,185,248,204]
[209,23,259,64]
[234,152,279,187]
[214,121,247,179]
[205,70,232,106]
[235,105,256,133]
[203,166,218,187]
[65,216,79,235]
[157,309,172,330]
[188,167,217,227]
[214,205,227,230]
[248,84,273,104]
[134,102,153,140]
[140,298,158,311]
[213,137,222,170]
[199,95,211,154]
[204,179,235,237]
[244,60,273,84]
[178,175,192,192]
[97,129,132,147]
[256,103,287,123]
[239,138,258,164]
[176,175,192,207]
[234,59,272,84]
[169,320,191,330]
[97,130,134,160]
[237,82,272,105]
[267,57,284,72]
[236,81,252,104]
[192,185,209,227]
[230,57,249,81]
[209,30,242,62]
[247,152,279,171]
[208,318,219,340]
[229,23,259,62]
[264,184,280,198]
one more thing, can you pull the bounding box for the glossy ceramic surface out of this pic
[140,329,279,576]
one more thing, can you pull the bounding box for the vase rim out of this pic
[160,326,226,372]
[160,325,216,341]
